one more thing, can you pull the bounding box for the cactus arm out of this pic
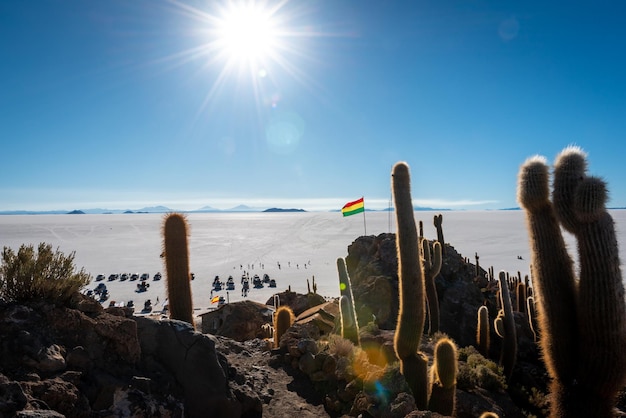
[517,155,578,383]
[553,149,626,399]
[476,305,490,356]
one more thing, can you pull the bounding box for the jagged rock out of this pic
[199,300,274,341]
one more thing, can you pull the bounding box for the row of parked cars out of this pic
[95,272,162,282]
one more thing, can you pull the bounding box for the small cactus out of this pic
[476,305,490,357]
[274,305,294,348]
[428,337,458,416]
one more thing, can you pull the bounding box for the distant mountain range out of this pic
[2,205,623,216]
[0,205,309,215]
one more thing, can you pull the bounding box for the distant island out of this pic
[263,208,306,213]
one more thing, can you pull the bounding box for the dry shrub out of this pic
[0,243,90,304]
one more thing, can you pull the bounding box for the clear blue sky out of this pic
[2,1,625,211]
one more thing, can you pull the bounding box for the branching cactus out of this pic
[476,305,490,357]
[428,337,458,416]
[423,239,442,334]
[392,162,429,409]
[162,213,194,328]
[517,146,626,417]
[495,271,517,381]
[274,305,294,348]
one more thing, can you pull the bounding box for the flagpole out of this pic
[362,196,367,236]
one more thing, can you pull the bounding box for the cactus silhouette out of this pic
[428,337,458,416]
[274,305,294,348]
[433,213,445,255]
[162,213,194,327]
[423,239,442,334]
[476,305,490,357]
[337,258,360,345]
[517,146,626,417]
[392,162,429,409]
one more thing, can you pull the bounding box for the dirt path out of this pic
[216,337,331,417]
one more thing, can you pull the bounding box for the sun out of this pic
[215,3,278,65]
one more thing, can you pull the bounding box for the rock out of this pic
[135,316,242,418]
[0,373,28,415]
[265,290,326,316]
[295,300,339,335]
[35,344,66,373]
[199,300,274,341]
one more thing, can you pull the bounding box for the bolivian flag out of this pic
[342,197,365,217]
[211,295,220,304]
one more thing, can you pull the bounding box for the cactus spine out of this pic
[428,337,458,416]
[423,239,442,334]
[392,162,429,409]
[274,305,294,348]
[476,305,490,357]
[162,213,194,328]
[517,146,626,417]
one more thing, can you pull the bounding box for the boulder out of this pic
[135,316,242,418]
[199,300,274,341]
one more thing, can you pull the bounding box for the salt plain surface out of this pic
[1,211,626,315]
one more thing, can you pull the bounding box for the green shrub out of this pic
[0,243,90,304]
[457,346,507,391]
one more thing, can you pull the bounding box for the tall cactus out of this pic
[423,239,442,334]
[162,213,194,328]
[392,162,429,409]
[517,146,626,417]
[476,305,490,357]
[274,305,294,348]
[336,257,360,345]
[428,337,458,416]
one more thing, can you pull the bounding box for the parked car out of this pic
[140,273,150,281]
[96,274,106,281]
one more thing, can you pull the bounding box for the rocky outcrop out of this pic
[0,295,261,417]
[345,233,487,348]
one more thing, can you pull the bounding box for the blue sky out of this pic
[2,1,625,211]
